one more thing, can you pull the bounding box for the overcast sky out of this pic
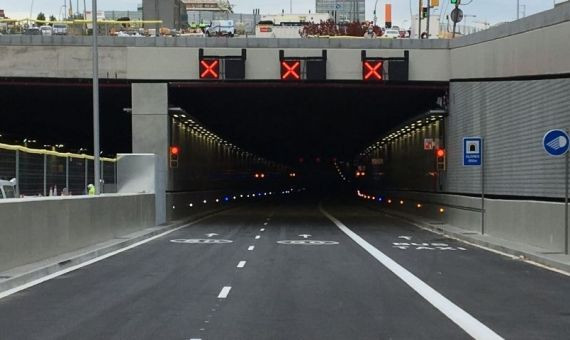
[1,0,558,26]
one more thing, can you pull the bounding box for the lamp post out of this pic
[91,0,101,195]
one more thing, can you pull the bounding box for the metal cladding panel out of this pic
[446,79,570,198]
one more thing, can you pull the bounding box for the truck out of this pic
[205,20,235,37]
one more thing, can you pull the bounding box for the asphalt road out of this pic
[1,197,569,339]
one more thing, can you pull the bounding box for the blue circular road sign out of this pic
[543,129,570,157]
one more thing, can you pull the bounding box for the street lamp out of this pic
[91,0,101,195]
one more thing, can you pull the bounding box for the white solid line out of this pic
[255,235,261,239]
[260,228,265,232]
[319,206,504,340]
[248,246,255,251]
[218,286,232,298]
[0,214,220,301]
[237,261,247,268]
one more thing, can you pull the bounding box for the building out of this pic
[104,5,143,21]
[316,0,365,22]
[142,0,185,29]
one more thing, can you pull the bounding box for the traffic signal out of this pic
[281,60,301,80]
[169,146,180,169]
[450,0,460,4]
[362,60,383,81]
[436,148,446,171]
[199,59,220,79]
[422,7,428,18]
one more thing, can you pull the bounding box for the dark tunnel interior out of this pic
[0,81,447,191]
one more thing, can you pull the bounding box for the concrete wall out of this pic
[1,3,570,81]
[0,194,155,273]
[376,190,569,253]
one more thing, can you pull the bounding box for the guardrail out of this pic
[0,143,116,197]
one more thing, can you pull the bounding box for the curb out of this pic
[369,205,570,275]
[0,207,234,295]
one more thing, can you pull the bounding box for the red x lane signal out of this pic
[200,59,220,79]
[281,60,301,80]
[363,60,383,81]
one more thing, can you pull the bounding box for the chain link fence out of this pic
[0,143,116,197]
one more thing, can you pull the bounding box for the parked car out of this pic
[206,20,235,37]
[40,25,53,36]
[24,27,41,35]
[53,24,68,35]
[0,179,16,199]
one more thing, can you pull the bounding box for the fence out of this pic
[0,143,116,197]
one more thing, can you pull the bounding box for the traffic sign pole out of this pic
[481,137,485,235]
[564,142,570,255]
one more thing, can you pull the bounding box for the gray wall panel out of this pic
[447,79,570,198]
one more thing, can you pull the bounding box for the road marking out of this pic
[0,213,223,301]
[298,234,312,239]
[398,235,412,240]
[260,228,265,232]
[218,286,232,298]
[170,239,233,244]
[205,233,219,238]
[277,240,339,245]
[237,261,247,268]
[255,235,261,239]
[263,222,268,226]
[319,206,503,340]
[248,246,255,251]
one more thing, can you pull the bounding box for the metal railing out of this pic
[0,143,116,197]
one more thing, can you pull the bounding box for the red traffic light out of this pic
[436,148,445,158]
[170,146,180,155]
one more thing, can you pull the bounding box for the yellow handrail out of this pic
[0,143,116,162]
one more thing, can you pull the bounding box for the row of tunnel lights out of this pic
[333,161,349,182]
[172,187,307,210]
[172,113,280,167]
[356,190,446,214]
[361,114,445,156]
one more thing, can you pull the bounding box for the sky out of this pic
[0,0,559,26]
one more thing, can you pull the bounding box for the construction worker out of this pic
[87,184,95,196]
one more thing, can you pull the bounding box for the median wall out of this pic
[0,193,155,273]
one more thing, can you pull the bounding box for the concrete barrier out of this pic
[377,191,569,252]
[0,194,155,273]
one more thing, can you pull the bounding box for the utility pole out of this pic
[418,0,422,38]
[426,0,430,39]
[91,0,101,195]
[517,0,520,20]
[290,0,293,14]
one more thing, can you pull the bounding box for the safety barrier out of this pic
[0,143,116,197]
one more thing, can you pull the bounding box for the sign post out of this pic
[463,137,484,233]
[542,129,570,254]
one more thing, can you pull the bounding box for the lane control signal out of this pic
[281,60,301,80]
[363,60,384,81]
[200,59,220,79]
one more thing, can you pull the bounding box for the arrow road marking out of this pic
[398,236,412,241]
[298,234,312,239]
[205,233,219,238]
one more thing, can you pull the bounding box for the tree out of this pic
[49,15,56,26]
[36,12,46,23]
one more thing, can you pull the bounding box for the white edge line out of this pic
[319,205,504,340]
[248,246,255,251]
[237,261,247,268]
[0,214,219,301]
[218,286,232,298]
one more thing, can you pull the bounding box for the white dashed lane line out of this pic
[237,261,247,268]
[218,286,232,299]
[260,228,265,232]
[248,246,255,251]
[255,235,261,239]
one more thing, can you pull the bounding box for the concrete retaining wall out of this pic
[0,194,155,273]
[379,191,569,252]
